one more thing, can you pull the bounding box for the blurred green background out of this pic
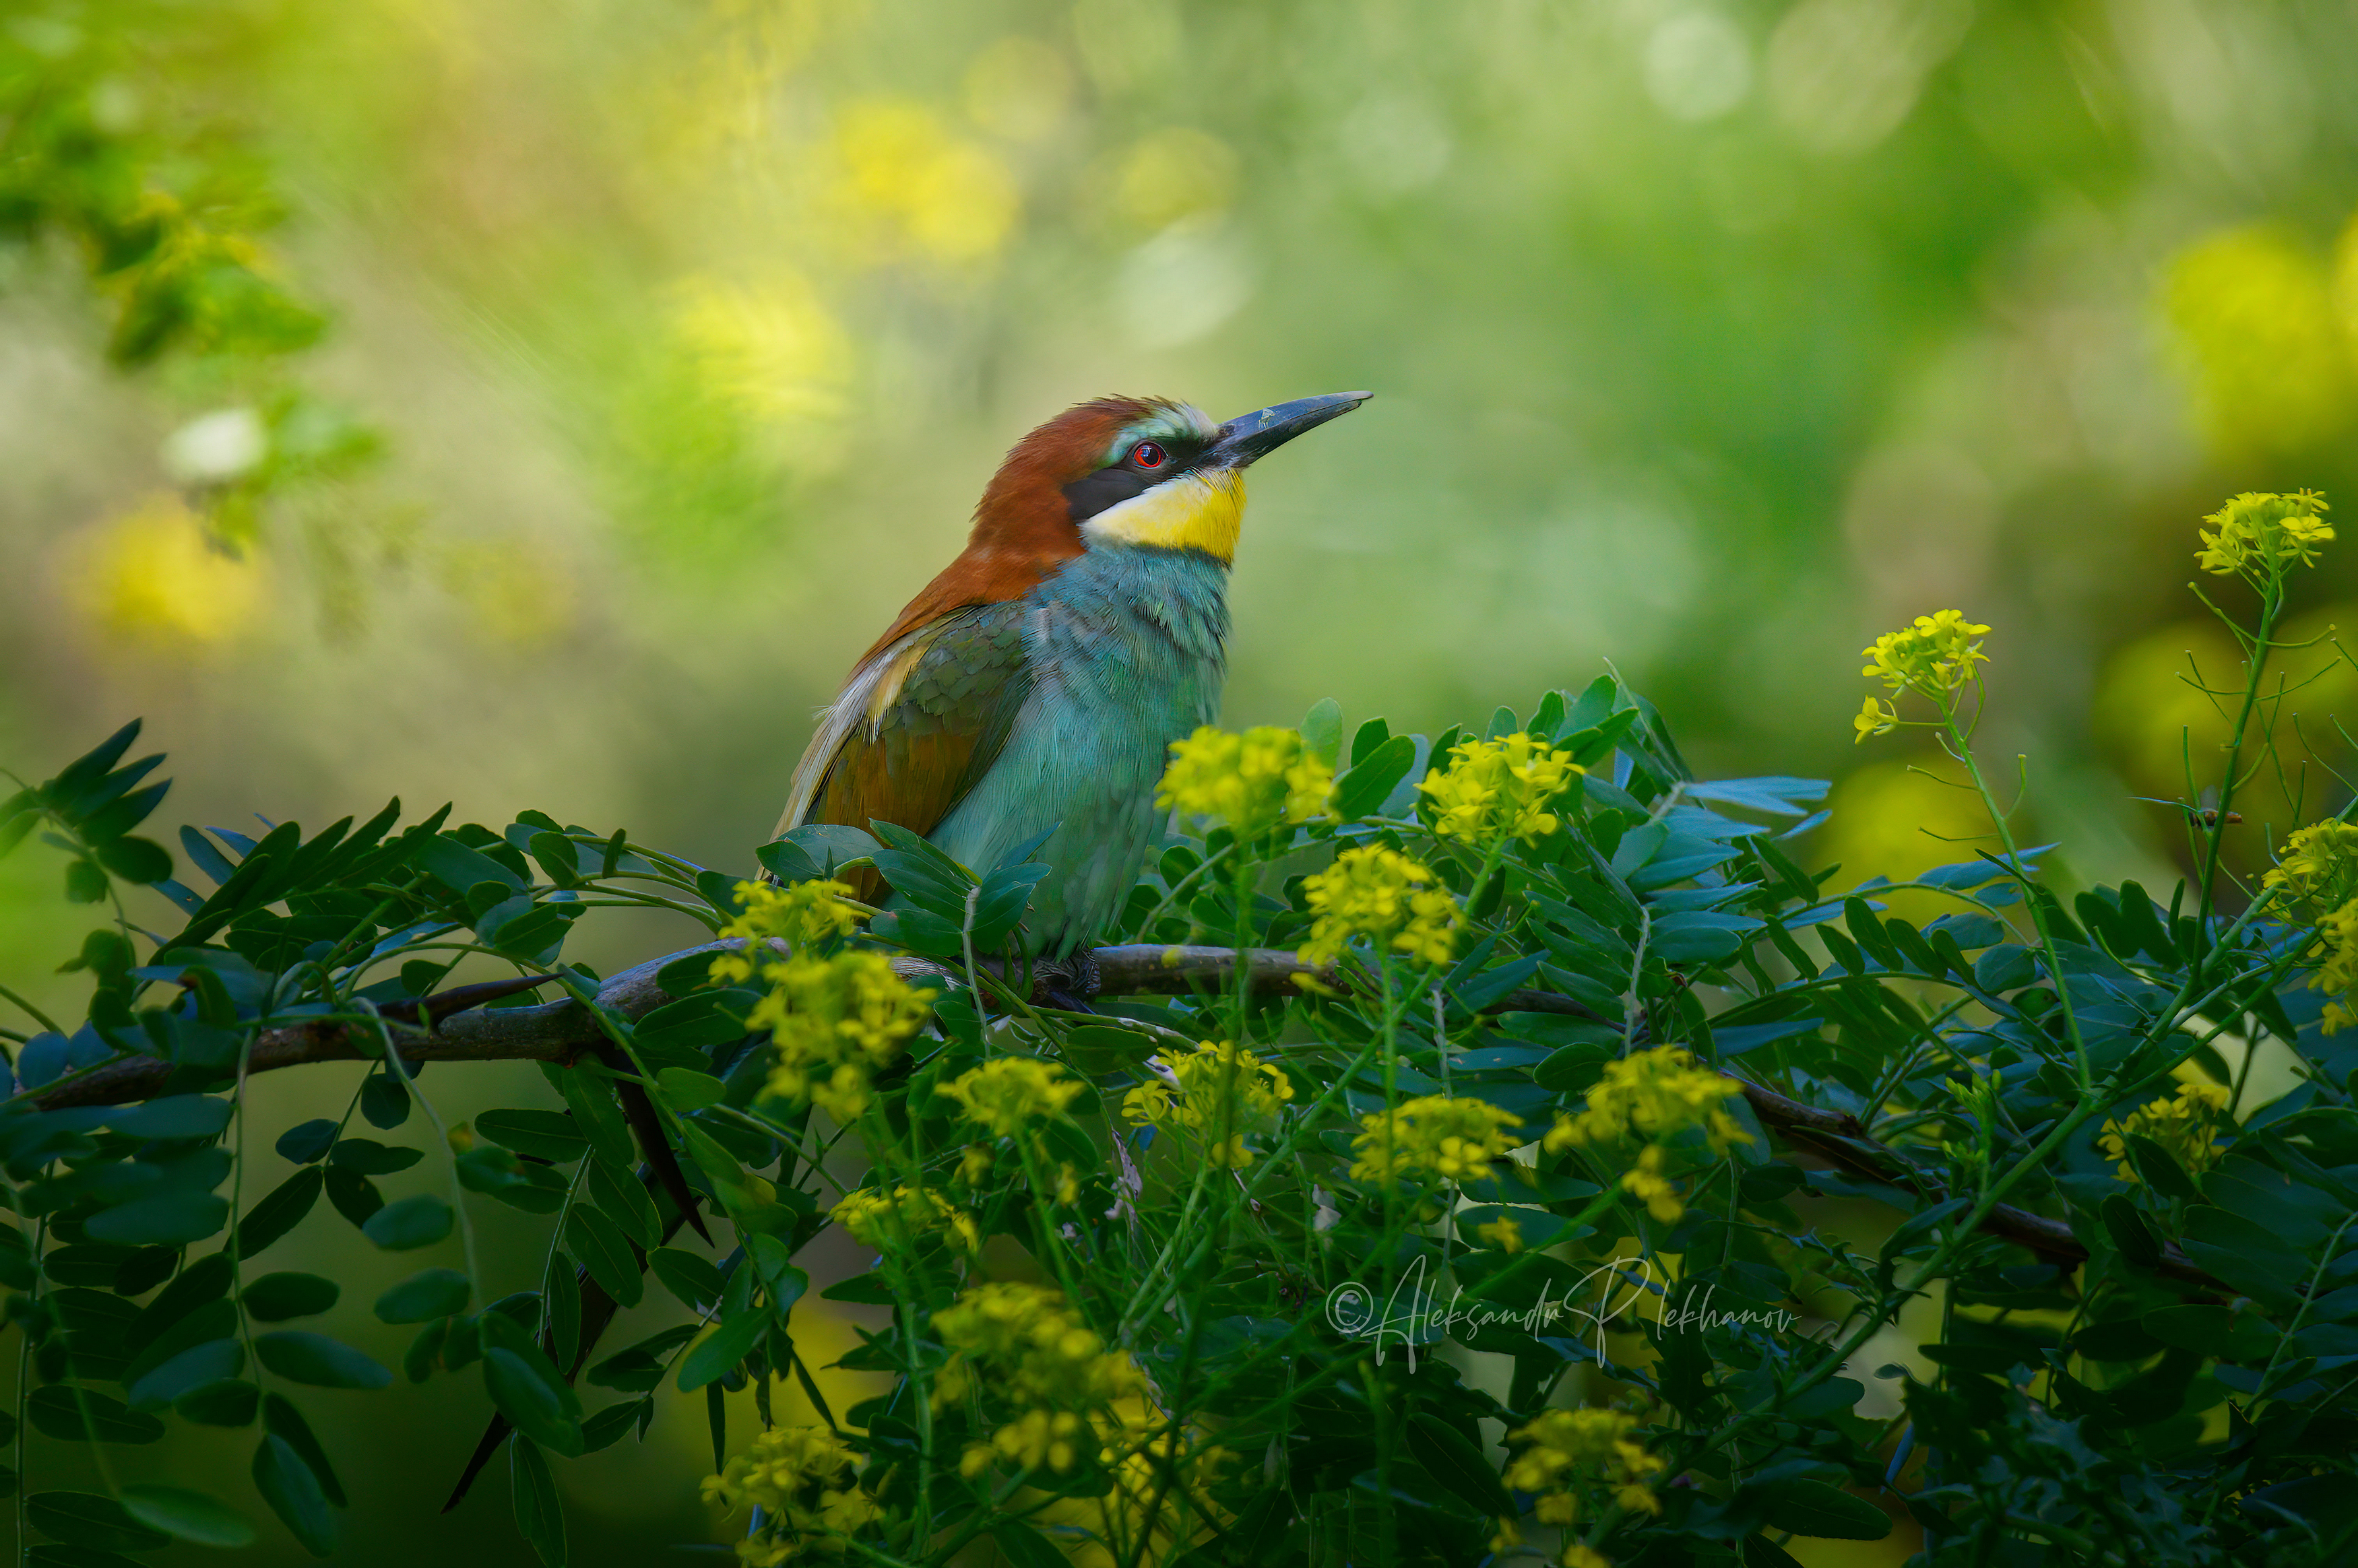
[5,0,2358,1561]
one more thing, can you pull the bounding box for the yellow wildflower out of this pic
[830,1183,979,1253]
[2196,489,2332,578]
[2264,819,2358,910]
[1474,1214,1525,1253]
[1619,1145,1684,1224]
[1853,695,1899,745]
[1122,1039,1295,1167]
[939,1057,1085,1137]
[2317,900,2358,1034]
[1296,846,1462,969]
[956,1144,994,1185]
[932,1283,1145,1476]
[753,951,936,1123]
[1544,1046,1748,1154]
[1502,1408,1665,1530]
[1418,731,1585,846]
[2097,1079,2232,1183]
[1350,1095,1524,1185]
[710,878,860,985]
[1157,725,1333,838]
[1564,1547,1612,1568]
[1860,610,1991,700]
[702,1425,881,1559]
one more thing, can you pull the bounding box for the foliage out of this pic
[5,498,2358,1567]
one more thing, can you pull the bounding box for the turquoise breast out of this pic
[926,546,1230,956]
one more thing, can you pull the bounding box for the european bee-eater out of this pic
[773,391,1370,956]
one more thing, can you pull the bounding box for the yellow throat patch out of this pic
[1079,468,1247,562]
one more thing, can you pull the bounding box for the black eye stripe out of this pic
[1062,434,1209,524]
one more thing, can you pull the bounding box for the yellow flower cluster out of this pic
[710,878,860,985]
[2097,1079,2232,1183]
[1418,731,1585,846]
[932,1282,1145,1477]
[830,1183,980,1254]
[2315,901,2358,1035]
[2265,819,2358,910]
[1860,610,1991,700]
[1296,846,1463,969]
[1122,1040,1295,1167]
[1619,1145,1684,1224]
[701,1424,881,1564]
[940,1057,1085,1138]
[1349,1096,1525,1185]
[1156,725,1333,839]
[1544,1047,1748,1154]
[754,951,936,1123]
[2196,489,2333,578]
[1502,1407,1665,1531]
[1474,1214,1526,1253]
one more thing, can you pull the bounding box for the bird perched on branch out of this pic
[773,390,1370,969]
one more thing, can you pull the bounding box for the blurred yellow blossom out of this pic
[65,494,266,653]
[1112,127,1238,231]
[2196,490,2334,579]
[1474,1214,1525,1252]
[1349,1095,1523,1185]
[1545,1046,1748,1152]
[753,951,936,1121]
[939,1056,1084,1137]
[1860,609,1991,700]
[827,99,1019,265]
[711,878,860,984]
[932,1282,1144,1478]
[963,38,1073,143]
[1297,846,1462,969]
[1157,725,1333,838]
[2309,899,2358,1035]
[1503,1407,1665,1529]
[2097,1079,2231,1182]
[701,1424,881,1559]
[1122,1039,1294,1167]
[668,273,849,426]
[2165,226,2357,458]
[830,1182,979,1253]
[1619,1144,1685,1223]
[1419,732,1584,845]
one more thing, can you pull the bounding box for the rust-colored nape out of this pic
[856,396,1164,662]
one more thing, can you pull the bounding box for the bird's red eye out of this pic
[1132,441,1166,469]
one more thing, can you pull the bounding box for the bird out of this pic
[772,390,1370,971]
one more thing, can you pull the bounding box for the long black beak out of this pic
[1205,391,1371,468]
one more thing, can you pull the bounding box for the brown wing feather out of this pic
[786,605,1032,901]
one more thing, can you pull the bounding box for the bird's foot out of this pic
[1028,950,1101,1014]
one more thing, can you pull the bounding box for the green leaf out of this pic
[65,859,110,904]
[126,1338,245,1412]
[480,1312,583,1454]
[85,1191,228,1248]
[118,1484,256,1548]
[324,1168,384,1229]
[414,833,525,896]
[238,1167,325,1258]
[251,1436,338,1557]
[375,1268,471,1324]
[650,1248,726,1313]
[2123,1133,2202,1202]
[362,1194,453,1251]
[275,1121,338,1165]
[587,1159,660,1251]
[1300,697,1344,766]
[1752,1477,1891,1540]
[655,1066,728,1111]
[255,1332,393,1390]
[1332,734,1417,820]
[263,1394,348,1507]
[579,1401,645,1453]
[243,1273,341,1322]
[526,830,581,888]
[173,1379,260,1427]
[563,1206,643,1308]
[1405,1413,1513,1517]
[94,836,172,884]
[476,1109,588,1163]
[677,1310,769,1392]
[2099,1196,2161,1268]
[509,1435,568,1568]
[26,1493,169,1553]
[990,1520,1073,1568]
[358,1075,411,1131]
[328,1138,422,1175]
[547,1257,582,1369]
[26,1387,165,1445]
